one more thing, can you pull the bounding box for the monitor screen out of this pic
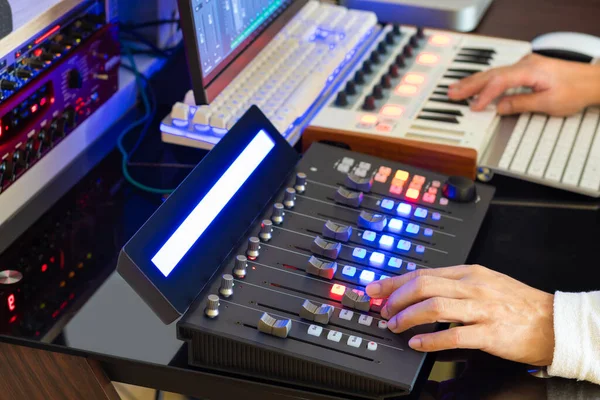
[189,0,290,82]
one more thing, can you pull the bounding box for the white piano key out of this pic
[499,113,531,170]
[510,114,546,173]
[563,108,600,185]
[527,117,563,177]
[545,112,584,182]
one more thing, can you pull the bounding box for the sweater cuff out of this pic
[547,291,600,384]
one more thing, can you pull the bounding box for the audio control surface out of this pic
[118,107,494,399]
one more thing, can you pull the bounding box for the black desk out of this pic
[2,0,600,398]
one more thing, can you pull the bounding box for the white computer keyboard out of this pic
[496,107,600,196]
[161,1,378,149]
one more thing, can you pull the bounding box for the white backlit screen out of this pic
[151,130,275,277]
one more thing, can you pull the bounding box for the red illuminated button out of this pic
[423,193,436,203]
[413,175,426,185]
[376,123,393,133]
[403,73,425,85]
[34,48,43,57]
[378,166,392,176]
[371,298,383,307]
[406,188,420,200]
[390,185,403,195]
[395,84,418,96]
[430,34,451,46]
[375,173,388,183]
[331,284,346,296]
[428,187,438,195]
[417,53,440,65]
[381,105,404,118]
[409,182,422,190]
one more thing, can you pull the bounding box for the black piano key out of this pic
[447,68,481,75]
[457,53,494,61]
[444,74,469,80]
[460,47,497,54]
[422,108,464,116]
[418,115,460,124]
[454,58,491,66]
[437,84,450,89]
[430,97,470,106]
[433,90,449,96]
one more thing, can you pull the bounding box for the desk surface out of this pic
[2,1,600,399]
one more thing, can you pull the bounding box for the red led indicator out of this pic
[35,25,61,45]
[15,52,20,58]
[69,293,75,300]
[0,125,2,138]
[252,266,256,270]
[33,49,43,57]
[330,284,346,296]
[40,98,47,106]
[31,104,38,113]
[60,301,68,310]
[41,264,48,272]
[7,294,15,312]
[9,315,17,324]
[50,256,55,263]
[52,310,59,319]
[50,97,55,104]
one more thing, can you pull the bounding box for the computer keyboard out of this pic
[161,1,378,149]
[496,107,600,196]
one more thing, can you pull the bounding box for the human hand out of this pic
[448,54,600,116]
[365,265,555,366]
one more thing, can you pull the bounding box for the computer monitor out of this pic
[177,0,307,104]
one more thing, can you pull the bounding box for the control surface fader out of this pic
[118,107,494,399]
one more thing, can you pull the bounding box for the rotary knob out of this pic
[417,26,425,39]
[372,84,384,100]
[385,31,396,45]
[388,64,400,78]
[442,176,477,203]
[380,74,392,89]
[392,24,402,36]
[260,220,273,242]
[219,274,234,297]
[283,188,296,209]
[370,50,381,64]
[335,91,348,107]
[362,60,373,74]
[233,255,248,279]
[354,70,365,84]
[377,42,387,54]
[403,45,413,58]
[362,95,376,111]
[271,203,285,225]
[247,237,261,259]
[395,54,406,68]
[345,81,357,95]
[294,172,307,194]
[410,34,420,48]
[204,294,220,318]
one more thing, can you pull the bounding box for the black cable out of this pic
[154,389,162,400]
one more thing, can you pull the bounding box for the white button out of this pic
[367,341,378,351]
[327,330,342,342]
[341,157,355,166]
[342,265,356,277]
[347,335,363,348]
[359,162,372,170]
[337,164,350,173]
[192,105,212,125]
[354,168,368,178]
[339,309,354,321]
[378,320,388,329]
[308,324,323,337]
[358,315,373,326]
[170,102,190,121]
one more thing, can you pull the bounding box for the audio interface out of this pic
[119,107,493,398]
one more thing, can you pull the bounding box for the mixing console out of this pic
[118,107,493,398]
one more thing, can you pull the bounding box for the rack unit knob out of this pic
[233,255,248,279]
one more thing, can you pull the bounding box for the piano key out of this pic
[417,115,460,124]
[443,74,469,80]
[454,58,491,66]
[447,68,482,75]
[433,90,449,96]
[421,108,464,116]
[457,53,494,60]
[460,47,497,54]
[437,84,450,89]
[429,97,470,107]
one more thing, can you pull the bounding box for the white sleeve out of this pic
[547,291,600,385]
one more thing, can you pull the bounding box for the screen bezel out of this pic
[120,106,300,320]
[177,0,308,104]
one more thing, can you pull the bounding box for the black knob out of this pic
[0,79,17,91]
[388,64,400,78]
[372,84,384,99]
[335,91,348,107]
[380,74,392,89]
[26,58,45,70]
[385,32,395,45]
[377,42,387,55]
[15,69,33,80]
[345,81,357,95]
[362,95,376,111]
[410,35,420,48]
[370,50,380,64]
[24,140,34,165]
[362,60,372,74]
[62,107,76,129]
[354,70,365,84]
[67,69,83,89]
[442,176,477,203]
[392,24,402,36]
[403,45,413,58]
[38,129,50,146]
[417,27,425,39]
[395,54,406,68]
[48,43,66,54]
[39,51,54,62]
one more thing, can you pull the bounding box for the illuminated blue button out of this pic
[397,240,411,252]
[415,208,428,219]
[362,231,376,242]
[432,212,441,221]
[397,203,412,216]
[424,228,433,237]
[369,252,385,266]
[353,248,367,259]
[388,257,402,269]
[342,265,356,277]
[407,262,417,271]
[359,270,376,284]
[379,275,390,281]
[416,245,425,254]
[379,235,394,249]
[406,223,420,235]
[388,218,404,233]
[381,199,395,211]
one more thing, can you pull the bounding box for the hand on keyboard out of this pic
[366,264,555,367]
[448,54,600,117]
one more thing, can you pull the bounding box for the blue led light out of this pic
[359,270,376,284]
[414,208,428,219]
[369,252,385,266]
[397,202,412,216]
[424,228,433,237]
[151,130,275,277]
[432,212,441,221]
[416,245,425,254]
[381,199,395,211]
[353,248,367,259]
[388,218,404,233]
[397,240,411,252]
[406,223,420,235]
[363,231,376,242]
[342,265,357,277]
[379,235,394,249]
[388,258,402,269]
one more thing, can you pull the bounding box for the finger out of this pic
[408,325,488,352]
[382,277,476,320]
[366,265,474,299]
[496,93,547,115]
[387,297,479,333]
[448,70,493,99]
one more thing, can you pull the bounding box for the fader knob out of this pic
[283,188,296,209]
[443,176,477,203]
[294,172,307,194]
[247,237,261,259]
[260,220,273,242]
[345,81,357,95]
[233,255,248,279]
[271,203,285,225]
[204,294,220,318]
[67,69,83,89]
[219,274,234,298]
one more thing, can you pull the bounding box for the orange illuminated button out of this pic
[413,175,426,185]
[331,284,346,296]
[381,105,404,118]
[409,182,422,190]
[371,298,384,307]
[395,84,418,96]
[379,166,392,176]
[406,188,420,200]
[360,114,378,125]
[395,170,409,181]
[428,187,438,195]
[430,34,451,46]
[403,73,425,85]
[417,53,440,65]
[375,173,388,183]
